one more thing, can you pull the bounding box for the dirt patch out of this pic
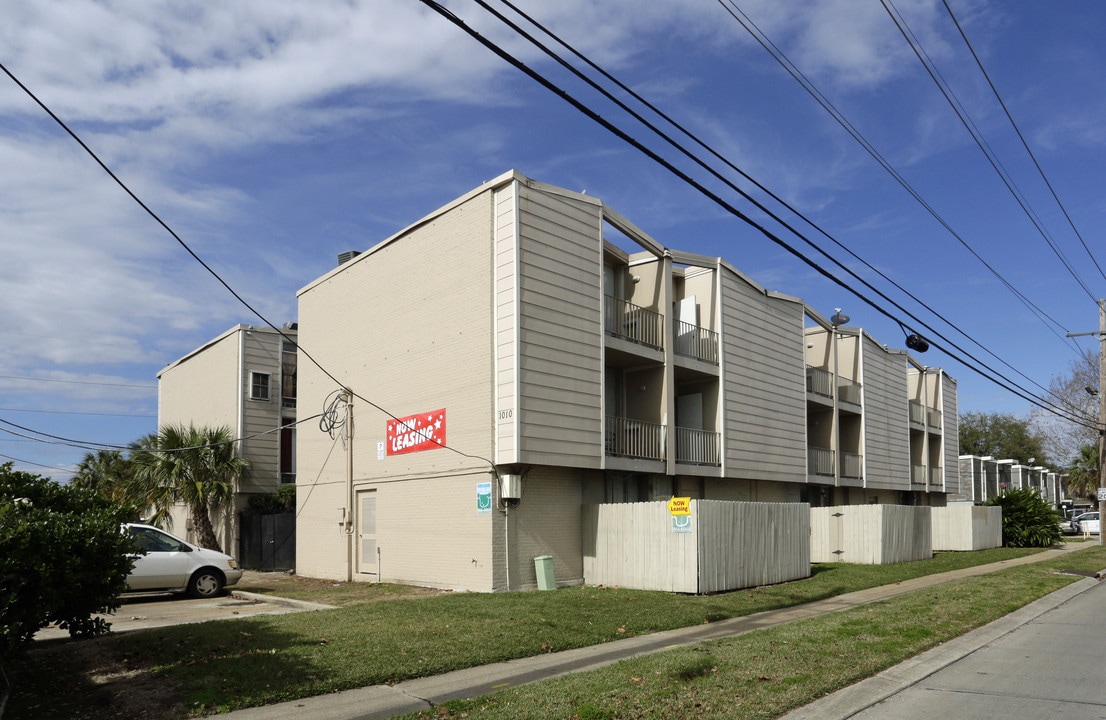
[12,637,187,720]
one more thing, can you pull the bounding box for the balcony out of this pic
[605,295,663,349]
[909,401,926,426]
[674,321,719,364]
[911,464,927,485]
[929,466,942,485]
[927,408,942,429]
[806,367,861,405]
[675,427,721,466]
[840,451,863,479]
[605,416,666,461]
[808,446,835,477]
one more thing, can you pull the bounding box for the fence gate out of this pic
[239,512,296,571]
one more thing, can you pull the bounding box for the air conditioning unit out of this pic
[500,473,522,500]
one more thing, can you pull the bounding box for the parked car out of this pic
[1073,512,1100,535]
[124,523,242,597]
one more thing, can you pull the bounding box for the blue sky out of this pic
[2,1,1104,480]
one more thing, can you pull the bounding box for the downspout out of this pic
[344,389,354,582]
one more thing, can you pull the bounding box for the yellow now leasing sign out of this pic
[667,497,691,516]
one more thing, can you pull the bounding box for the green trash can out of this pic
[534,555,555,590]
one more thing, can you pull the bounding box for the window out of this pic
[250,372,271,401]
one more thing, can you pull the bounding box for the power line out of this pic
[880,0,1100,304]
[0,407,156,418]
[714,0,1082,354]
[453,0,1095,427]
[417,0,1096,429]
[940,0,1106,284]
[0,453,76,474]
[0,374,156,390]
[0,60,499,473]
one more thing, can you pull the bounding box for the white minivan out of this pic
[124,523,243,598]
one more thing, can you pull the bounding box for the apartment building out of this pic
[294,170,958,592]
[156,323,298,556]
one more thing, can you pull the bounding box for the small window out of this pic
[250,372,271,401]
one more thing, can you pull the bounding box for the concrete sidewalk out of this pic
[223,545,1097,720]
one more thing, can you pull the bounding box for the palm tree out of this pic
[131,424,250,552]
[72,449,133,506]
[1066,443,1100,502]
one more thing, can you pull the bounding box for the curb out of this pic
[778,569,1106,719]
[231,590,336,612]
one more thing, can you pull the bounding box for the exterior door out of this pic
[357,489,377,577]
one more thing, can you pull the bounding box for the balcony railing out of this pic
[675,427,721,466]
[838,378,861,405]
[808,446,835,476]
[927,408,942,429]
[674,321,719,364]
[911,464,927,484]
[605,295,663,349]
[929,466,943,485]
[806,366,833,398]
[909,401,926,425]
[605,416,666,461]
[840,452,863,479]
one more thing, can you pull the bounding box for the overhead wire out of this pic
[940,0,1106,285]
[880,0,1101,304]
[0,61,499,472]
[714,0,1082,354]
[446,0,1095,428]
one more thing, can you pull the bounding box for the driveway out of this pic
[35,587,332,642]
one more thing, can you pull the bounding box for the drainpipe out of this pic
[344,389,354,581]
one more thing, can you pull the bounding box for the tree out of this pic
[130,424,249,552]
[958,411,1048,465]
[0,462,136,666]
[71,449,135,507]
[1029,350,1100,466]
[984,488,1062,548]
[1065,443,1100,502]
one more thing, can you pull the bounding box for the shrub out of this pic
[245,485,296,515]
[0,463,136,666]
[984,488,1062,548]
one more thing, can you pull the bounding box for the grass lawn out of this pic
[9,545,1104,719]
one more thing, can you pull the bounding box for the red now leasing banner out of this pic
[386,409,446,455]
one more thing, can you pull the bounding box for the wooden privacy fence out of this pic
[582,500,810,594]
[810,505,932,564]
[931,503,1002,551]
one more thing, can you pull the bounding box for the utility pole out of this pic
[1066,299,1105,546]
[1098,299,1105,547]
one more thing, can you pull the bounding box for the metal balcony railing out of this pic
[675,427,721,466]
[674,321,719,364]
[909,401,926,425]
[806,366,833,398]
[838,378,862,405]
[808,446,835,476]
[840,452,863,479]
[911,464,927,484]
[605,416,666,461]
[604,295,663,349]
[929,466,943,485]
[927,408,942,429]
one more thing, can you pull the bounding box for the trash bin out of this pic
[534,555,555,590]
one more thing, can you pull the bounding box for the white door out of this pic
[357,490,377,576]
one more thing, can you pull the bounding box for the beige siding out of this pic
[158,330,240,431]
[239,330,287,492]
[296,190,498,583]
[720,272,807,480]
[503,466,584,590]
[513,184,604,467]
[368,473,494,590]
[495,183,519,462]
[942,374,960,494]
[861,337,910,490]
